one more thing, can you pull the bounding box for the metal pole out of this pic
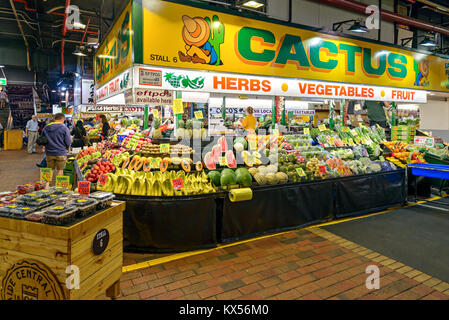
[378,0,382,41]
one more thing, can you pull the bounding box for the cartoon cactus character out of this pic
[205,15,224,65]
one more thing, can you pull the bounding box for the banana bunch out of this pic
[99,168,216,197]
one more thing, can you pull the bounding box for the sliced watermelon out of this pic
[211,144,222,163]
[226,150,237,168]
[218,136,228,152]
[204,152,216,170]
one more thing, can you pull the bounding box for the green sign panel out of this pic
[0,78,6,86]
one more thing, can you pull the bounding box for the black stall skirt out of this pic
[117,194,219,253]
[220,180,334,243]
[334,169,406,218]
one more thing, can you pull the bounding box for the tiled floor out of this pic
[111,228,449,300]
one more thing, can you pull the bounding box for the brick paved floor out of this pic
[106,228,449,300]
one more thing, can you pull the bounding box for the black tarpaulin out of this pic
[334,170,406,218]
[220,181,334,243]
[118,194,218,252]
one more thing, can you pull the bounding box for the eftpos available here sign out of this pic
[133,89,173,105]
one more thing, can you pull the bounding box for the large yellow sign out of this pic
[142,0,449,92]
[94,1,133,89]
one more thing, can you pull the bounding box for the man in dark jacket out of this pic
[42,113,71,186]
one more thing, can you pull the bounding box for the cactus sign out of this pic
[141,0,449,93]
[94,1,132,89]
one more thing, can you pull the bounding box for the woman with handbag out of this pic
[71,120,88,148]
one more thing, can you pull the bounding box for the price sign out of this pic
[318,124,326,132]
[55,176,70,189]
[194,110,203,120]
[296,168,306,177]
[172,99,184,115]
[98,174,108,186]
[350,129,358,136]
[171,178,184,190]
[150,158,159,169]
[40,168,52,183]
[219,156,227,166]
[160,144,170,153]
[92,229,109,255]
[249,140,257,150]
[303,128,310,135]
[319,165,327,175]
[78,181,91,196]
[342,127,349,133]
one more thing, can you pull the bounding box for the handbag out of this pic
[36,135,48,146]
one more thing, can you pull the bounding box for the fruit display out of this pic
[96,169,216,196]
[84,159,116,183]
[207,168,254,188]
[140,143,194,156]
[282,134,313,148]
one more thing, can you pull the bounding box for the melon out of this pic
[204,152,216,170]
[235,168,252,187]
[226,150,237,168]
[248,167,258,177]
[266,164,278,174]
[275,172,288,184]
[265,173,279,185]
[221,168,234,176]
[218,136,228,152]
[207,171,221,186]
[234,137,247,149]
[211,144,222,163]
[220,170,237,186]
[254,173,267,185]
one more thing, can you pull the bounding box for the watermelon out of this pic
[211,144,222,163]
[235,168,252,187]
[218,136,228,152]
[220,170,237,186]
[207,171,221,186]
[204,152,216,170]
[226,150,237,168]
[234,137,247,149]
[221,168,234,176]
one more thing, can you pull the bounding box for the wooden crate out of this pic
[0,201,125,300]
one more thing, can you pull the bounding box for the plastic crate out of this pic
[409,163,449,179]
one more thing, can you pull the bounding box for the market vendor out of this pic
[362,100,391,128]
[239,107,257,133]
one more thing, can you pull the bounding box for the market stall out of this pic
[0,185,124,300]
[84,0,449,251]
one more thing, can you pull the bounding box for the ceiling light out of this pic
[61,87,66,92]
[419,37,436,47]
[348,21,368,33]
[242,1,264,9]
[73,22,86,29]
[97,54,115,59]
[73,47,87,56]
[0,65,4,68]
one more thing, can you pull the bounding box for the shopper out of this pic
[0,86,7,110]
[25,115,39,154]
[240,107,257,133]
[100,115,110,140]
[0,121,4,150]
[41,113,71,187]
[362,100,391,128]
[71,120,87,148]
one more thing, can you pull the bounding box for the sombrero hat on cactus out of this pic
[182,15,210,47]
